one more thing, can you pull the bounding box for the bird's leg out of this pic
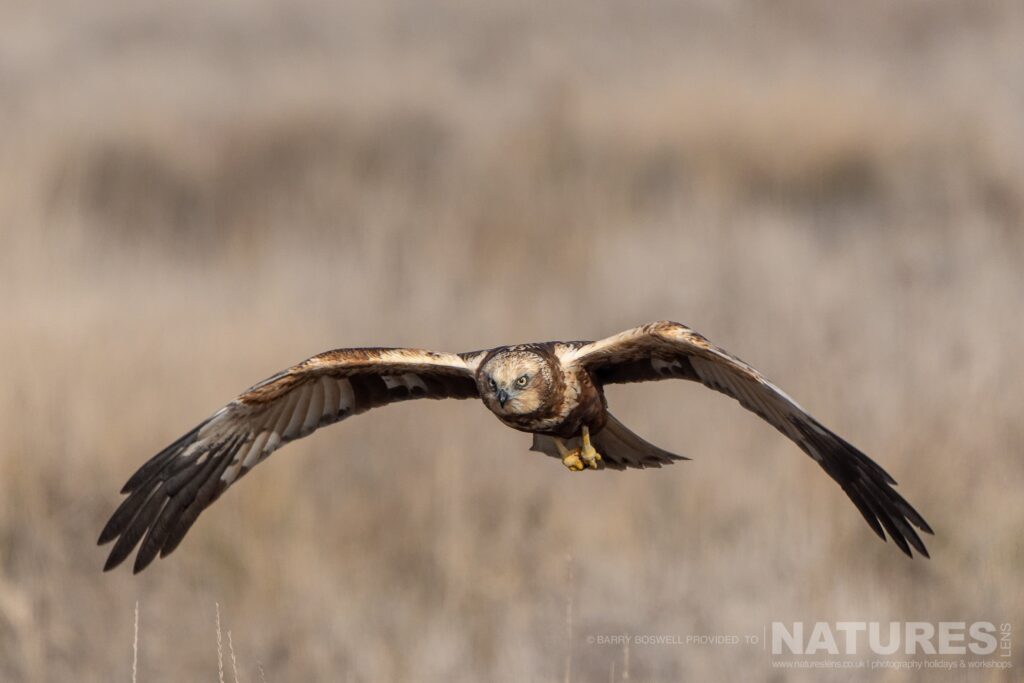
[554,438,585,472]
[579,425,603,470]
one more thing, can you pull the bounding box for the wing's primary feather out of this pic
[99,347,480,573]
[565,321,933,557]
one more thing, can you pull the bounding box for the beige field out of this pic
[1,1,1023,681]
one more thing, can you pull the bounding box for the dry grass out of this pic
[1,1,1023,680]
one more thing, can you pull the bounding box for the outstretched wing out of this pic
[563,321,933,558]
[99,347,485,573]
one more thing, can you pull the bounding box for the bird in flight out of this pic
[99,321,932,573]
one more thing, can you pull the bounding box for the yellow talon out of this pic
[580,426,603,470]
[552,429,603,471]
[554,439,586,472]
[562,451,585,471]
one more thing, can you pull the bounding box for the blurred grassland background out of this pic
[1,0,1023,680]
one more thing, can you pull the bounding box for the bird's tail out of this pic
[530,413,688,470]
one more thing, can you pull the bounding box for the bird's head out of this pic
[479,350,554,416]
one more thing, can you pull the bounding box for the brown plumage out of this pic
[99,321,932,573]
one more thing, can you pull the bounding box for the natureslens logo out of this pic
[771,622,1010,657]
[583,621,1014,672]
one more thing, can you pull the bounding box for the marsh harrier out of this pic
[100,321,932,572]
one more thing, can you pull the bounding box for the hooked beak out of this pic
[497,389,510,407]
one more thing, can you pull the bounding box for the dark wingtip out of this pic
[99,424,227,573]
[97,522,118,546]
[103,433,244,574]
[792,418,933,560]
[133,553,155,575]
[119,427,202,494]
[103,542,132,572]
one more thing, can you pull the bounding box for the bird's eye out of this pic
[489,379,497,390]
[515,374,529,388]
